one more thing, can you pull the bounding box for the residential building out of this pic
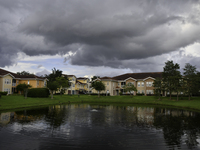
[0,68,48,94]
[77,77,90,93]
[92,72,162,96]
[63,75,90,95]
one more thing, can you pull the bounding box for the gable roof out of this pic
[112,72,162,80]
[0,68,46,80]
[100,76,113,80]
[77,77,89,80]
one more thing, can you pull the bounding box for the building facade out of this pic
[0,68,47,94]
[62,75,90,95]
[92,72,162,96]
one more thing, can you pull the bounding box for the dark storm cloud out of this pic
[0,0,200,70]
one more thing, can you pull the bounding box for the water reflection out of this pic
[0,104,200,149]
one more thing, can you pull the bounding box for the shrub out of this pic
[0,92,8,95]
[136,93,145,96]
[86,93,110,96]
[27,88,50,98]
[146,94,155,96]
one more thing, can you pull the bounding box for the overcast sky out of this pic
[1,0,200,78]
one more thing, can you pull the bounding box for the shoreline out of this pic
[0,95,200,112]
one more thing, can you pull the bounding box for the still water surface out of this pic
[0,104,200,150]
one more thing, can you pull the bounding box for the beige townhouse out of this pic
[77,77,90,93]
[0,68,48,94]
[92,72,162,96]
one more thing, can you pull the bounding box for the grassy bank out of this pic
[0,94,200,111]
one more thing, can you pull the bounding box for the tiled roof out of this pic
[100,76,113,80]
[112,72,162,80]
[0,68,46,79]
[77,77,89,80]
[65,74,76,78]
[0,68,17,77]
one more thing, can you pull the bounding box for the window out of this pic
[107,82,109,85]
[137,82,140,87]
[141,82,144,87]
[146,82,152,87]
[118,83,120,86]
[37,81,39,86]
[138,90,140,94]
[44,81,46,86]
[142,90,144,94]
[73,84,75,87]
[146,90,154,94]
[4,79,11,84]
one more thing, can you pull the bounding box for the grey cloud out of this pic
[0,0,200,71]
[37,65,43,68]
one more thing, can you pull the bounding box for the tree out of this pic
[162,60,181,100]
[172,73,182,101]
[183,63,199,100]
[56,77,70,96]
[47,81,59,99]
[91,76,100,81]
[17,71,34,75]
[46,68,63,82]
[16,83,32,99]
[153,78,164,100]
[92,81,105,97]
[123,83,137,97]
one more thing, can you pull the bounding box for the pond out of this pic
[0,104,200,150]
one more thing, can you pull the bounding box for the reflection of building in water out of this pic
[0,112,15,125]
[137,107,155,125]
[158,108,193,117]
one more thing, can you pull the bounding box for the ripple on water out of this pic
[0,104,200,150]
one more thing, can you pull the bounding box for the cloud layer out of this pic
[0,0,200,72]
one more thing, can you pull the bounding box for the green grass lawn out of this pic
[0,94,200,111]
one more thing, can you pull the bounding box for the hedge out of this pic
[136,93,145,96]
[0,92,8,95]
[27,88,50,98]
[84,93,110,96]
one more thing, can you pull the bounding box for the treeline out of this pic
[154,61,200,101]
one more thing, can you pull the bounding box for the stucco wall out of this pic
[0,77,3,92]
[136,81,145,94]
[2,75,13,94]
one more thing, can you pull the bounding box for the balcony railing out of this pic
[12,83,16,86]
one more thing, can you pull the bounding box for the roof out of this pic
[76,80,87,84]
[77,77,89,80]
[0,68,18,77]
[0,68,46,80]
[64,74,76,78]
[112,72,162,80]
[100,76,113,80]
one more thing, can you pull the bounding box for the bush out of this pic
[0,92,8,95]
[136,93,145,96]
[146,94,155,96]
[27,88,50,98]
[166,94,188,97]
[86,93,110,96]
